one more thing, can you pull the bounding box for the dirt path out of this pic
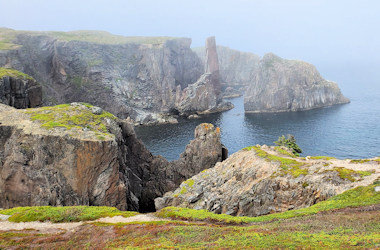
[0,214,164,233]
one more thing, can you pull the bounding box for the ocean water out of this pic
[135,79,380,161]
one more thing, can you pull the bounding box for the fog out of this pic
[1,0,380,90]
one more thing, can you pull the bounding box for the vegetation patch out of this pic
[251,146,309,178]
[0,67,34,80]
[156,183,380,224]
[350,158,380,164]
[326,167,373,182]
[309,156,336,160]
[274,146,296,157]
[24,103,116,139]
[0,206,138,223]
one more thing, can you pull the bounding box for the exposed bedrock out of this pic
[155,145,379,216]
[0,103,225,211]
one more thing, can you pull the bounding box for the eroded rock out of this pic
[155,145,379,216]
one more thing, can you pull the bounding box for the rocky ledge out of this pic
[0,103,225,211]
[155,145,379,216]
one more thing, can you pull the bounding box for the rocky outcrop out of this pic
[0,103,225,211]
[244,53,350,113]
[155,145,379,216]
[0,68,42,108]
[176,37,233,116]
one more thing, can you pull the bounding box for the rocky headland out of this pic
[156,145,379,216]
[0,28,231,125]
[0,103,225,211]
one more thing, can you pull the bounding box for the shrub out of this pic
[274,135,302,156]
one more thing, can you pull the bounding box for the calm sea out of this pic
[135,75,380,161]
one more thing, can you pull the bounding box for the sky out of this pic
[1,0,380,89]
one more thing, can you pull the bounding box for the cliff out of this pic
[244,53,350,113]
[0,67,42,108]
[193,45,260,92]
[0,28,208,124]
[0,103,225,211]
[156,145,379,216]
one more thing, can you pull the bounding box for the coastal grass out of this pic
[156,183,380,224]
[326,167,374,182]
[0,67,34,80]
[244,145,308,178]
[309,156,336,160]
[0,206,138,223]
[25,103,116,139]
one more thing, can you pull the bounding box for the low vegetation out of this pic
[309,155,336,160]
[156,183,380,224]
[0,67,34,80]
[245,145,308,178]
[326,167,374,182]
[25,103,116,139]
[0,206,138,223]
[0,183,379,248]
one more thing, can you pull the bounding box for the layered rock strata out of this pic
[0,103,225,211]
[156,145,379,216]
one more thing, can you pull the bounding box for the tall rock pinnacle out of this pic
[205,36,221,97]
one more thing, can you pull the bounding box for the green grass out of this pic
[309,156,336,160]
[245,146,308,178]
[326,167,374,182]
[0,67,34,80]
[156,183,380,224]
[24,103,116,139]
[273,146,296,157]
[0,206,138,223]
[350,158,380,164]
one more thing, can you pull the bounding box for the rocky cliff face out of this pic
[244,53,350,113]
[0,103,225,211]
[0,28,205,124]
[193,45,261,95]
[155,145,379,216]
[0,68,42,108]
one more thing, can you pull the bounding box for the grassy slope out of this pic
[0,206,138,223]
[0,182,379,248]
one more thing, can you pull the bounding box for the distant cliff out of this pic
[0,103,225,212]
[0,67,42,108]
[194,46,349,112]
[0,29,231,124]
[193,45,260,94]
[244,53,350,113]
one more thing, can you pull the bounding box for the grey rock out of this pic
[244,53,350,113]
[156,145,379,216]
[0,75,42,108]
